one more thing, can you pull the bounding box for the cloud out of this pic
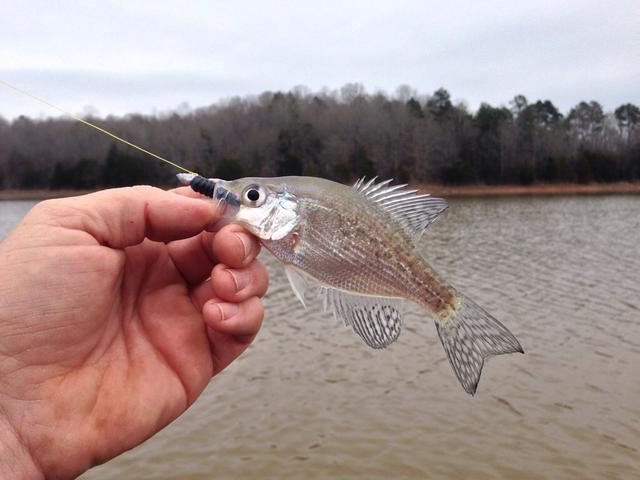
[1,0,638,119]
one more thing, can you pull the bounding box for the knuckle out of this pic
[130,185,158,195]
[31,198,62,216]
[28,198,75,224]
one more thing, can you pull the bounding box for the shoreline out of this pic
[2,182,640,201]
[420,182,640,197]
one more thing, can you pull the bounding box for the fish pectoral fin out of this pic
[284,265,320,308]
[321,288,403,349]
[353,177,448,240]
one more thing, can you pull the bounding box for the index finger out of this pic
[36,186,224,248]
[169,186,205,199]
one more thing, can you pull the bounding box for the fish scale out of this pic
[295,195,450,309]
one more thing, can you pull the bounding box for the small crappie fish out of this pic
[179,174,523,394]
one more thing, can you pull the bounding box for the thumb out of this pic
[36,186,222,248]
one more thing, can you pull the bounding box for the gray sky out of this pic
[1,0,639,120]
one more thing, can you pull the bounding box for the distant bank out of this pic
[2,182,640,201]
[421,182,640,197]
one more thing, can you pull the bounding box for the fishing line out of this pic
[0,79,197,175]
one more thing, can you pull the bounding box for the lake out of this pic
[2,194,639,479]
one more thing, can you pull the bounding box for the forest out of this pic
[0,84,638,189]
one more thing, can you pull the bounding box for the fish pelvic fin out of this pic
[435,296,523,395]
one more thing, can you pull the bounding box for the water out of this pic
[2,195,639,479]
[0,200,34,238]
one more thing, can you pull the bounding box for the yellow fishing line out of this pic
[0,78,197,175]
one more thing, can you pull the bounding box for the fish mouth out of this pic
[212,179,240,207]
[175,173,241,220]
[176,173,240,207]
[211,180,241,227]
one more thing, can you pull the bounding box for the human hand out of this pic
[0,186,268,479]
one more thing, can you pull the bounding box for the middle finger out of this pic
[211,260,269,302]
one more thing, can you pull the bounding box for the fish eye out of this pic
[247,189,260,201]
[242,184,266,207]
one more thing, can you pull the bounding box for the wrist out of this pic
[0,411,43,480]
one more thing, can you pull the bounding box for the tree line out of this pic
[0,84,638,189]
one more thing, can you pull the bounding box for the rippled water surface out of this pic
[2,195,639,479]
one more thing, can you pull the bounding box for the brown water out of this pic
[2,195,639,479]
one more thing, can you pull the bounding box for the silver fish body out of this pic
[180,174,523,394]
[261,178,457,316]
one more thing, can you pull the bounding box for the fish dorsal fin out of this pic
[322,288,402,349]
[353,177,448,240]
[284,265,319,308]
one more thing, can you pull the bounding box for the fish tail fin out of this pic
[435,295,523,395]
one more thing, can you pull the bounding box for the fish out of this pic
[179,173,523,395]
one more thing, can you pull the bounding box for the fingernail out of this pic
[225,268,252,292]
[234,232,253,259]
[214,302,239,321]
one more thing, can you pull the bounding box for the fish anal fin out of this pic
[322,288,403,349]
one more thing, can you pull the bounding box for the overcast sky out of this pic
[1,0,639,120]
